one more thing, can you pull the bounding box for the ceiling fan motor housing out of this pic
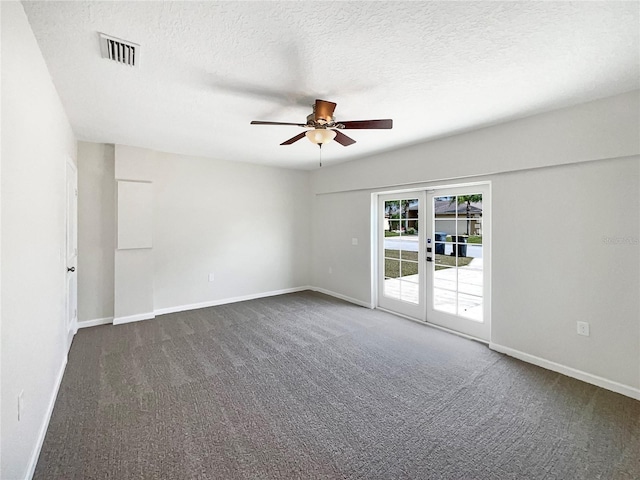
[307,113,333,127]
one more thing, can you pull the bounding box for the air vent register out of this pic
[99,33,139,67]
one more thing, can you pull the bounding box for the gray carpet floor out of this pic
[35,291,639,479]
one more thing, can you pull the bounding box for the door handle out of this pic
[67,267,75,272]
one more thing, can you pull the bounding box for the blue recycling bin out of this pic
[434,232,447,255]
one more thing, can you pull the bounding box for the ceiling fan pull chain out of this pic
[319,143,322,167]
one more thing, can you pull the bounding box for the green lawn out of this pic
[384,250,418,278]
[384,250,472,277]
[443,235,482,244]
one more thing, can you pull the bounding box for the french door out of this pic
[377,192,425,319]
[426,185,490,341]
[377,185,490,342]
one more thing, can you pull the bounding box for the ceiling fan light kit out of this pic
[305,129,337,145]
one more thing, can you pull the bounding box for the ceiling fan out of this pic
[250,99,393,147]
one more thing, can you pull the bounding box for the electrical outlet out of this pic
[577,321,590,337]
[18,391,24,421]
[208,273,215,282]
[352,238,358,246]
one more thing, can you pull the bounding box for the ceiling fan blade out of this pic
[315,99,337,122]
[333,130,356,146]
[340,119,393,129]
[280,132,307,145]
[251,121,307,127]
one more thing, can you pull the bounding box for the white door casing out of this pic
[375,183,491,342]
[65,160,78,344]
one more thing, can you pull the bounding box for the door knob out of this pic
[67,266,75,272]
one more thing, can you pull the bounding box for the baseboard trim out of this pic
[80,287,371,327]
[309,287,374,309]
[113,312,155,325]
[24,354,67,480]
[153,286,311,316]
[490,342,640,401]
[376,307,489,345]
[77,316,114,328]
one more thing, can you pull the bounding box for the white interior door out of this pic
[426,185,490,341]
[377,192,425,319]
[65,160,78,344]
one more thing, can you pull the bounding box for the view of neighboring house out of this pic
[386,198,483,236]
[432,198,483,237]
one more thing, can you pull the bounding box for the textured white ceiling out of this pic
[22,1,640,169]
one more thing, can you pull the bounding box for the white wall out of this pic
[1,2,77,478]
[77,146,311,321]
[114,145,155,323]
[312,91,639,194]
[152,150,311,310]
[311,190,374,305]
[77,142,114,323]
[310,91,640,395]
[114,249,155,321]
[492,158,639,389]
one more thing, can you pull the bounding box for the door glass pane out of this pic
[400,249,418,261]
[458,293,482,321]
[433,265,456,292]
[434,196,454,219]
[385,258,400,279]
[400,280,419,303]
[384,277,400,299]
[435,250,462,268]
[458,267,483,296]
[394,199,418,234]
[401,260,419,281]
[434,288,456,315]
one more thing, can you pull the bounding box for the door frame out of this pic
[65,157,78,350]
[372,181,491,343]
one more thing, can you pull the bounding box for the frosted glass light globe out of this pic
[305,129,337,145]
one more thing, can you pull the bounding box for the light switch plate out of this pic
[18,390,24,421]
